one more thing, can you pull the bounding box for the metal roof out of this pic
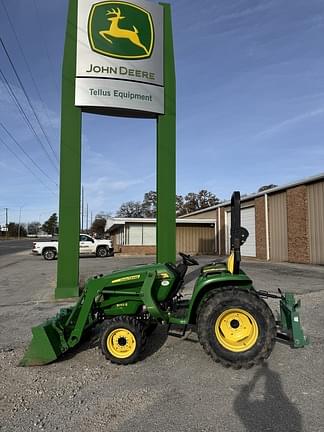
[106,217,215,232]
[179,172,324,218]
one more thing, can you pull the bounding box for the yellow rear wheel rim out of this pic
[107,328,137,359]
[215,308,259,352]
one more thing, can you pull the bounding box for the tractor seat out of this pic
[164,262,186,300]
[201,262,227,276]
[200,252,235,276]
[227,252,234,274]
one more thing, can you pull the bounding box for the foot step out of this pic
[167,324,187,338]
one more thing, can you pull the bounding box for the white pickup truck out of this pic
[32,234,114,260]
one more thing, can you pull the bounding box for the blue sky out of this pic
[0,0,323,226]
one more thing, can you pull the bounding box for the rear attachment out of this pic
[258,290,309,348]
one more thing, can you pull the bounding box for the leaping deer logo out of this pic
[99,8,149,55]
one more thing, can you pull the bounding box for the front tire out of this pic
[96,246,108,258]
[197,288,276,369]
[101,317,145,365]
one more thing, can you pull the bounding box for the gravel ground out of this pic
[0,251,324,432]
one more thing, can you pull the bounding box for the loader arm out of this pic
[20,271,170,366]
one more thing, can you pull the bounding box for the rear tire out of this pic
[197,287,276,369]
[42,248,56,260]
[96,246,108,258]
[101,316,145,365]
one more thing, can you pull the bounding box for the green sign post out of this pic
[56,0,82,299]
[56,0,175,299]
[157,3,176,264]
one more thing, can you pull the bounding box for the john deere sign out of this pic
[76,0,164,114]
[57,0,175,299]
[89,2,154,59]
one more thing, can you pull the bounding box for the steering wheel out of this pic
[179,252,199,266]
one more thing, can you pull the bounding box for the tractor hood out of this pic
[108,262,174,286]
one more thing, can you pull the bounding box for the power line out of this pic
[32,0,60,93]
[0,137,54,193]
[0,132,58,193]
[0,36,59,164]
[0,68,58,173]
[0,121,58,187]
[0,0,58,136]
[0,135,57,196]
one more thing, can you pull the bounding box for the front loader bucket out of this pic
[20,308,72,366]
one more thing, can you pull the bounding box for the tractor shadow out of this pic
[56,325,105,363]
[140,325,169,360]
[233,362,302,432]
[57,323,169,363]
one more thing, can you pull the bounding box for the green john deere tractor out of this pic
[21,192,308,369]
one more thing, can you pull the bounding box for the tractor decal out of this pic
[111,274,141,284]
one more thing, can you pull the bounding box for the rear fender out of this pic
[187,277,253,325]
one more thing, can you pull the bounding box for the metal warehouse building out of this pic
[106,173,324,264]
[180,173,324,265]
[106,218,216,255]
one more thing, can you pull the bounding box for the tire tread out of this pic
[197,287,276,369]
[101,316,145,365]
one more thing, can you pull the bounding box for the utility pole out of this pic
[18,207,22,240]
[81,185,84,232]
[5,207,8,239]
[86,203,88,232]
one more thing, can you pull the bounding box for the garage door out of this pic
[226,207,256,257]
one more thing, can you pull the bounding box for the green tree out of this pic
[42,213,58,236]
[141,191,185,217]
[258,184,278,192]
[116,190,219,218]
[90,216,107,237]
[142,191,157,217]
[176,194,185,216]
[8,222,27,237]
[116,201,144,217]
[182,190,219,215]
[28,221,41,236]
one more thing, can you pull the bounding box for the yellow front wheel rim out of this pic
[215,308,259,352]
[107,328,137,359]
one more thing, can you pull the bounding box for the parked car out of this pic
[32,234,114,260]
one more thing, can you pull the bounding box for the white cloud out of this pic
[211,3,272,24]
[83,172,155,215]
[185,2,272,32]
[255,108,324,138]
